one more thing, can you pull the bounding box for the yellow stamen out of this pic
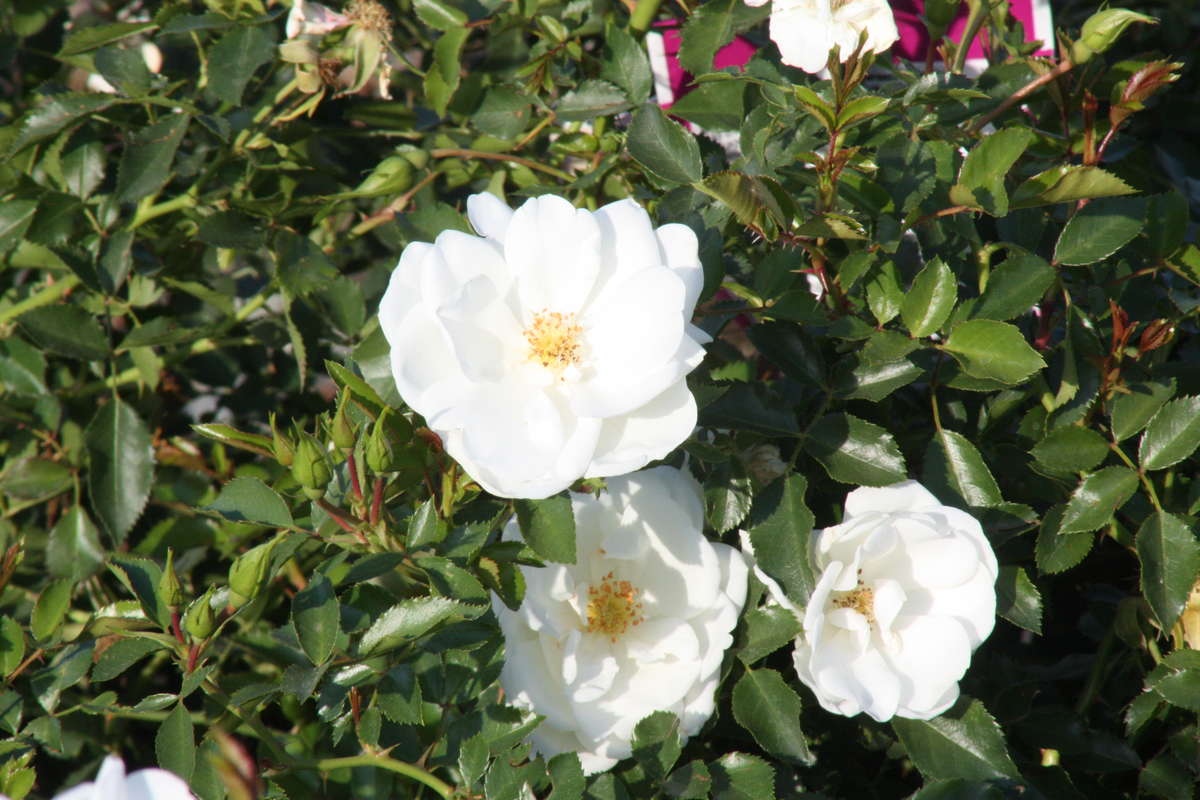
[585,571,645,642]
[831,581,876,626]
[523,309,582,375]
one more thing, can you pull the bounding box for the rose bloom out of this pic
[793,481,997,721]
[744,0,900,73]
[3,755,196,800]
[379,193,709,498]
[493,467,748,774]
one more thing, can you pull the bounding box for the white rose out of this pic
[493,466,748,774]
[286,0,351,39]
[744,0,900,73]
[19,755,196,800]
[379,193,710,499]
[793,481,998,721]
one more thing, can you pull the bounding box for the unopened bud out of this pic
[923,0,962,36]
[365,409,415,473]
[1071,9,1156,64]
[331,389,356,451]
[292,428,332,500]
[1137,319,1174,354]
[228,539,278,609]
[271,413,295,468]
[184,587,218,640]
[159,548,186,610]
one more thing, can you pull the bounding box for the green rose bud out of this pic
[184,587,218,640]
[923,0,962,37]
[271,413,295,468]
[159,548,186,610]
[228,539,278,609]
[1071,9,1156,64]
[292,428,332,501]
[365,409,415,474]
[330,389,356,451]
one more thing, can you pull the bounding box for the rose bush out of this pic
[380,192,709,498]
[493,466,748,773]
[791,482,998,721]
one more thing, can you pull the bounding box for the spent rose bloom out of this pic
[379,193,710,498]
[13,755,196,800]
[744,0,900,73]
[286,0,351,38]
[793,481,997,721]
[493,466,748,774]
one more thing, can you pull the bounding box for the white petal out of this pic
[50,783,99,800]
[94,755,128,797]
[467,191,514,244]
[588,199,664,302]
[623,617,700,664]
[585,380,697,478]
[383,303,465,422]
[655,223,704,314]
[843,481,942,517]
[499,627,577,733]
[436,274,524,383]
[890,615,972,718]
[126,769,196,800]
[507,195,602,315]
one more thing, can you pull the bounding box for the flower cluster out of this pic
[378,191,999,774]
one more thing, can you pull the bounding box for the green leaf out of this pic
[424,27,469,117]
[835,94,890,129]
[803,413,907,486]
[922,429,1003,508]
[942,319,1045,384]
[1136,512,1200,630]
[1010,164,1134,208]
[414,0,467,31]
[705,463,754,534]
[1031,426,1111,473]
[970,251,1055,321]
[547,752,586,800]
[0,200,38,253]
[100,229,134,293]
[668,80,746,132]
[17,305,108,361]
[206,477,294,529]
[700,382,800,437]
[1139,395,1200,471]
[746,322,826,388]
[86,399,155,546]
[8,94,117,155]
[92,638,168,682]
[293,574,340,665]
[359,597,481,655]
[155,702,196,781]
[95,45,153,95]
[377,664,423,724]
[514,494,576,564]
[207,24,276,106]
[1144,190,1189,258]
[995,566,1042,634]
[746,474,816,605]
[196,211,267,251]
[1035,505,1094,574]
[457,733,488,788]
[902,257,957,338]
[46,506,105,581]
[58,21,157,56]
[865,258,903,325]
[627,104,703,185]
[632,711,683,781]
[950,128,1035,216]
[697,171,787,238]
[731,669,813,765]
[1053,196,1146,266]
[663,760,711,799]
[600,22,652,105]
[0,618,26,677]
[738,604,803,665]
[0,458,72,501]
[708,752,775,800]
[191,424,274,458]
[109,555,170,628]
[1110,379,1176,442]
[1147,650,1200,711]
[892,698,1020,782]
[677,0,736,76]
[115,113,191,203]
[31,579,73,642]
[407,499,448,549]
[472,88,532,140]
[1059,466,1138,535]
[558,79,630,122]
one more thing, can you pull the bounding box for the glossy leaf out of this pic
[1136,512,1200,630]
[627,104,703,185]
[86,399,155,546]
[293,574,340,665]
[514,493,576,564]
[1059,466,1139,535]
[893,698,1020,782]
[803,413,907,486]
[207,477,294,529]
[922,429,1003,508]
[1139,395,1200,471]
[942,319,1045,384]
[901,257,956,337]
[731,669,813,765]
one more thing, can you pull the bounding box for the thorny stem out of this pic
[316,497,369,545]
[350,170,439,237]
[968,58,1074,134]
[0,274,81,327]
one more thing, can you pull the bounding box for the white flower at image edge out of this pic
[743,0,900,74]
[493,466,748,774]
[379,192,710,499]
[0,755,196,800]
[793,481,998,721]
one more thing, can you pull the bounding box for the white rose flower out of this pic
[793,481,998,721]
[744,0,900,74]
[379,193,710,499]
[493,466,748,774]
[15,755,196,800]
